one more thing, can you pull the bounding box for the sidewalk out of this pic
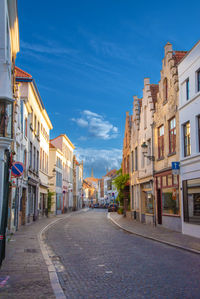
[108,213,200,254]
[0,214,69,299]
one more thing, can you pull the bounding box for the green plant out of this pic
[117,207,124,215]
[47,190,55,212]
[113,168,129,206]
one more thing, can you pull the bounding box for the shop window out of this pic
[158,125,164,159]
[183,122,191,157]
[157,177,161,189]
[162,188,179,215]
[169,117,176,154]
[168,175,172,186]
[183,178,200,224]
[145,193,153,214]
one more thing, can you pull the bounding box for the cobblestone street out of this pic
[46,209,200,299]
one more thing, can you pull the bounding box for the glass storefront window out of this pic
[168,175,172,186]
[145,193,153,214]
[157,177,161,189]
[162,188,179,215]
[183,178,200,224]
[162,176,167,187]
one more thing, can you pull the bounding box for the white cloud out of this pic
[72,110,118,140]
[75,148,122,178]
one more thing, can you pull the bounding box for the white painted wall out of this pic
[178,41,200,238]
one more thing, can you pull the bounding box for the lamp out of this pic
[141,142,155,161]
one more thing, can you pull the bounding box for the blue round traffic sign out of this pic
[11,162,24,177]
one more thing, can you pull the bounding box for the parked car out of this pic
[108,204,118,212]
[94,203,99,208]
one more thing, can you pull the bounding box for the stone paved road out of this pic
[46,209,200,299]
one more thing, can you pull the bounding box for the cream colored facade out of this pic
[50,134,75,213]
[137,79,158,224]
[39,109,53,216]
[15,68,53,224]
[153,43,186,231]
[130,96,141,219]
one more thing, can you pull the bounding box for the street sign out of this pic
[172,162,180,175]
[11,162,24,178]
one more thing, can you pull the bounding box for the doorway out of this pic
[157,189,162,224]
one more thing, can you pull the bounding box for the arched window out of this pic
[163,77,168,102]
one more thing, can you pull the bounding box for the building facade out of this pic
[153,43,187,231]
[137,79,158,224]
[178,41,200,238]
[50,134,74,213]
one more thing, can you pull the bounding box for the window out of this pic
[29,142,32,168]
[131,151,134,172]
[163,78,168,102]
[144,106,147,129]
[37,151,39,173]
[141,150,144,168]
[37,121,40,135]
[24,118,27,137]
[197,70,200,92]
[169,117,176,154]
[33,147,36,170]
[186,78,189,100]
[183,178,200,224]
[147,139,151,165]
[162,188,179,215]
[20,100,23,133]
[23,150,27,168]
[40,148,42,170]
[56,171,62,187]
[34,115,37,131]
[198,116,200,152]
[124,157,126,173]
[127,155,129,173]
[145,193,153,214]
[183,122,191,157]
[135,147,138,170]
[158,125,164,159]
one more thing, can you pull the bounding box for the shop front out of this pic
[140,181,154,224]
[155,170,181,231]
[182,177,200,238]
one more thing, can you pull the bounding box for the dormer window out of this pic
[163,78,168,102]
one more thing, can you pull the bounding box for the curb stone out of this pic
[107,213,200,255]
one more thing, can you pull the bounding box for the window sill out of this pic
[167,152,176,157]
[162,214,180,217]
[157,157,164,161]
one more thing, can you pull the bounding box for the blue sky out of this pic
[16,0,200,178]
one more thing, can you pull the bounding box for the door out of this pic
[21,188,26,225]
[157,189,162,224]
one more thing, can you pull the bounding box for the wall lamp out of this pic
[141,142,155,161]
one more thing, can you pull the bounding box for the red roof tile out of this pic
[173,51,187,65]
[15,66,32,78]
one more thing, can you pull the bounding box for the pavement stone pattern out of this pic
[46,209,200,299]
[0,215,59,299]
[109,213,200,253]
